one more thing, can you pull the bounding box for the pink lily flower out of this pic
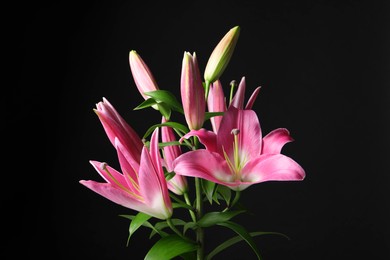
[94,97,143,167]
[180,51,205,130]
[80,128,173,220]
[207,79,227,133]
[161,117,188,195]
[172,105,305,191]
[129,50,159,102]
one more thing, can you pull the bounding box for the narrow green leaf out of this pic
[154,218,187,231]
[216,185,232,206]
[119,214,167,240]
[202,179,217,204]
[197,210,245,228]
[149,219,188,238]
[204,111,225,121]
[143,122,189,140]
[172,202,194,211]
[205,231,289,260]
[145,90,184,114]
[133,98,157,110]
[159,141,182,148]
[164,170,176,181]
[129,212,151,239]
[216,221,262,259]
[157,102,171,120]
[183,222,197,234]
[144,235,198,260]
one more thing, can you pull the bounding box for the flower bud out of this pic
[204,26,240,84]
[129,50,159,101]
[207,80,226,133]
[180,52,205,130]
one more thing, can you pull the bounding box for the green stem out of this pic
[195,177,204,260]
[173,128,193,149]
[191,135,204,259]
[184,192,197,222]
[229,80,236,105]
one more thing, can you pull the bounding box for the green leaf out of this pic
[172,202,195,211]
[216,221,262,259]
[157,102,171,120]
[183,222,197,235]
[159,141,182,148]
[204,112,225,121]
[144,235,198,260]
[201,179,217,204]
[149,219,188,238]
[164,170,176,181]
[216,185,232,206]
[119,214,167,240]
[133,98,158,110]
[129,212,151,239]
[205,231,289,260]
[145,90,184,114]
[143,122,189,140]
[197,210,245,228]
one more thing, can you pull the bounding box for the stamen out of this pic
[222,146,235,175]
[101,163,144,201]
[231,129,240,172]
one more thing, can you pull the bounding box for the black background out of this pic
[13,0,389,259]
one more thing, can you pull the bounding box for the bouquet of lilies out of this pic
[79,25,305,260]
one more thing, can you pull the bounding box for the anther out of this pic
[100,162,108,171]
[231,128,240,135]
[230,80,237,88]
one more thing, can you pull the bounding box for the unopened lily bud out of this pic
[181,51,205,130]
[204,26,240,84]
[207,80,226,133]
[129,50,159,101]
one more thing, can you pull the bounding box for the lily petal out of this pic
[180,129,218,153]
[230,76,246,109]
[241,154,305,183]
[173,150,233,184]
[139,130,164,204]
[245,86,261,110]
[115,139,142,196]
[217,106,262,159]
[95,98,143,161]
[79,180,167,218]
[89,160,128,189]
[161,117,188,195]
[262,128,294,155]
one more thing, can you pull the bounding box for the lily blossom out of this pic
[173,105,305,191]
[129,50,159,102]
[161,117,188,195]
[207,79,226,133]
[180,51,205,130]
[94,97,143,167]
[80,128,173,220]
